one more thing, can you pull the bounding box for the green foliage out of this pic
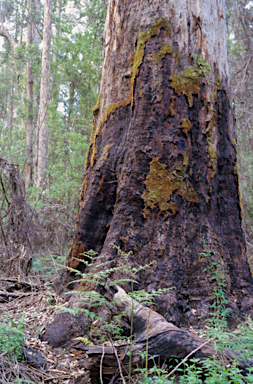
[0,314,25,360]
[31,253,66,276]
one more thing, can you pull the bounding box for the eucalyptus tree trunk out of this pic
[25,0,34,188]
[59,0,253,326]
[51,0,61,103]
[35,0,52,190]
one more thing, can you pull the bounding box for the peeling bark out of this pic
[57,0,253,327]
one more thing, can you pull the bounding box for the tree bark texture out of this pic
[35,0,52,189]
[60,0,253,326]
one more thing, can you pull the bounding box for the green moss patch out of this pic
[93,94,102,115]
[131,17,171,109]
[142,154,197,218]
[180,118,192,135]
[153,43,172,63]
[170,55,211,108]
[170,67,201,108]
[208,144,217,178]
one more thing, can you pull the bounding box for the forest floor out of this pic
[0,276,89,384]
[1,274,253,384]
[0,275,206,384]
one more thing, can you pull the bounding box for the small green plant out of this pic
[0,314,25,360]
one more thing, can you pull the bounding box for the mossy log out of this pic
[74,286,252,383]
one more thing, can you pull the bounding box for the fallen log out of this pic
[74,286,253,383]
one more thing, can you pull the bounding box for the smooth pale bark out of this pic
[33,0,42,46]
[25,0,34,188]
[8,69,14,147]
[35,0,52,190]
[58,0,253,327]
[51,0,61,103]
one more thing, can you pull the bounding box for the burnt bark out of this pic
[56,0,253,327]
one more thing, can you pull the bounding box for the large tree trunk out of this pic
[35,0,52,190]
[58,0,253,327]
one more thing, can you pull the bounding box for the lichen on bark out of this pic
[142,154,198,219]
[180,118,192,135]
[170,55,211,108]
[152,42,172,63]
[131,17,171,109]
[90,96,131,167]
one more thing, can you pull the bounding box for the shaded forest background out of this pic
[0,0,253,276]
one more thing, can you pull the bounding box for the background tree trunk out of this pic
[58,0,253,327]
[25,0,34,189]
[35,0,52,190]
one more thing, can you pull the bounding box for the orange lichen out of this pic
[180,118,192,135]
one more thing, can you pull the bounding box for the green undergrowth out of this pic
[56,244,253,383]
[0,313,25,360]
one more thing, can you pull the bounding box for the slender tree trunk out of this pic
[8,70,14,148]
[25,0,34,188]
[33,0,42,46]
[57,0,253,327]
[35,0,52,190]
